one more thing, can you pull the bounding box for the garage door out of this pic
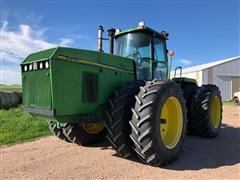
[215,76,231,100]
[232,76,240,97]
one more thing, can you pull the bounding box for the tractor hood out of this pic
[21,47,134,72]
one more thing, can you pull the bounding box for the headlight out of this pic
[45,61,49,68]
[39,62,43,69]
[33,62,38,70]
[24,65,28,72]
[29,64,33,71]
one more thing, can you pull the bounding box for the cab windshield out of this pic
[114,32,168,80]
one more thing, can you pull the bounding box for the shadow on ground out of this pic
[87,139,111,149]
[111,123,240,170]
[165,124,240,170]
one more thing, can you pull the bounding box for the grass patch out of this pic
[0,108,51,145]
[0,85,22,92]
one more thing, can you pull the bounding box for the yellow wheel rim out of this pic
[82,122,105,134]
[160,97,183,149]
[211,96,221,128]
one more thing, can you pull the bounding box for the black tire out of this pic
[233,97,240,105]
[48,120,70,142]
[129,80,187,166]
[62,122,107,145]
[181,84,198,134]
[191,84,222,138]
[106,81,145,158]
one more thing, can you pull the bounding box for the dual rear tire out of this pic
[190,85,222,137]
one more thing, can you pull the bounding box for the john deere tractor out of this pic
[21,22,222,166]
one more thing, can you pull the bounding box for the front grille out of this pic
[22,69,52,109]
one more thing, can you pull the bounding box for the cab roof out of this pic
[114,26,169,40]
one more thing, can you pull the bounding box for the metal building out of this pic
[174,56,240,100]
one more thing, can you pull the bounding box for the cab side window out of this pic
[153,38,168,79]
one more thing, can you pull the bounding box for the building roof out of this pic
[180,56,240,74]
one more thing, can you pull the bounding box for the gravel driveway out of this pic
[1,105,240,179]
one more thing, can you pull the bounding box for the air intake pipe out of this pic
[107,28,116,54]
[98,25,104,52]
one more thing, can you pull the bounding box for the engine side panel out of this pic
[21,47,135,123]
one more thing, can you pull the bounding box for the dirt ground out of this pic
[1,105,240,180]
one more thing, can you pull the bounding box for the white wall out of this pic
[213,58,240,76]
[172,58,240,100]
[212,58,240,100]
[180,71,202,86]
[202,69,208,84]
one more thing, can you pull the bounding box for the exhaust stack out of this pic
[98,25,104,52]
[107,28,116,54]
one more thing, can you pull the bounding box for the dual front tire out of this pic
[107,80,223,166]
[48,121,106,145]
[62,122,107,145]
[107,80,187,165]
[48,120,70,142]
[129,80,187,165]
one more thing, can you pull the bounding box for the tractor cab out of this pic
[113,22,169,80]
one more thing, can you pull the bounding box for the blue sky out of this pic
[1,0,239,84]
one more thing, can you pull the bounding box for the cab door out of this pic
[152,37,168,80]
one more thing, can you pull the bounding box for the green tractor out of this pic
[21,22,222,166]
